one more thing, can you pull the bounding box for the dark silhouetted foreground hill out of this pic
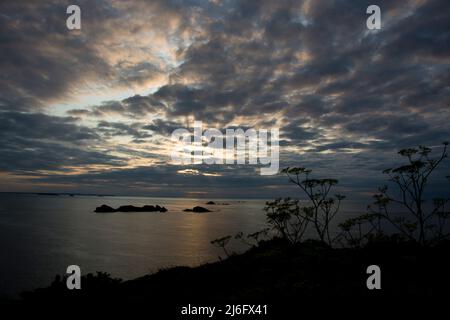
[12,237,450,316]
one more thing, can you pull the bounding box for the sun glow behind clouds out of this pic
[1,0,449,197]
[177,169,222,177]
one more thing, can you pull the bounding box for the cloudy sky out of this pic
[0,0,449,199]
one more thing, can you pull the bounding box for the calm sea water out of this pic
[0,193,365,298]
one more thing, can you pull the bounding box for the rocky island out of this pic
[183,206,212,213]
[95,204,168,213]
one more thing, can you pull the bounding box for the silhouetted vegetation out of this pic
[263,198,310,244]
[234,228,270,247]
[17,238,450,309]
[280,167,345,245]
[212,144,449,251]
[20,272,122,302]
[338,143,449,247]
[210,235,232,259]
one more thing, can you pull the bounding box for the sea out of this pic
[0,193,366,298]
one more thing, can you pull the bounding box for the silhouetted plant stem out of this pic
[281,167,344,245]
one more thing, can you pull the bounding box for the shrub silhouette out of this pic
[210,235,232,259]
[235,228,270,247]
[339,142,449,247]
[280,167,345,245]
[263,198,310,244]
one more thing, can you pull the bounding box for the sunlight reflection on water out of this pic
[0,193,365,297]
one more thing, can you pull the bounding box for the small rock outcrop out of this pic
[183,206,212,213]
[205,201,229,205]
[95,204,167,213]
[95,204,116,213]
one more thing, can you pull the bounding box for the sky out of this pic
[0,0,449,200]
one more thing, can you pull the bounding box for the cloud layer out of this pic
[0,0,449,198]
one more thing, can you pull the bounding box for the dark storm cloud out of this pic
[32,164,293,198]
[115,61,164,86]
[0,0,199,112]
[281,121,319,144]
[132,0,450,138]
[0,111,126,172]
[0,1,113,111]
[96,120,152,141]
[68,95,166,118]
[381,0,450,61]
[142,119,184,136]
[0,111,99,141]
[0,138,126,172]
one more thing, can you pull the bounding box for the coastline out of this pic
[15,237,450,305]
